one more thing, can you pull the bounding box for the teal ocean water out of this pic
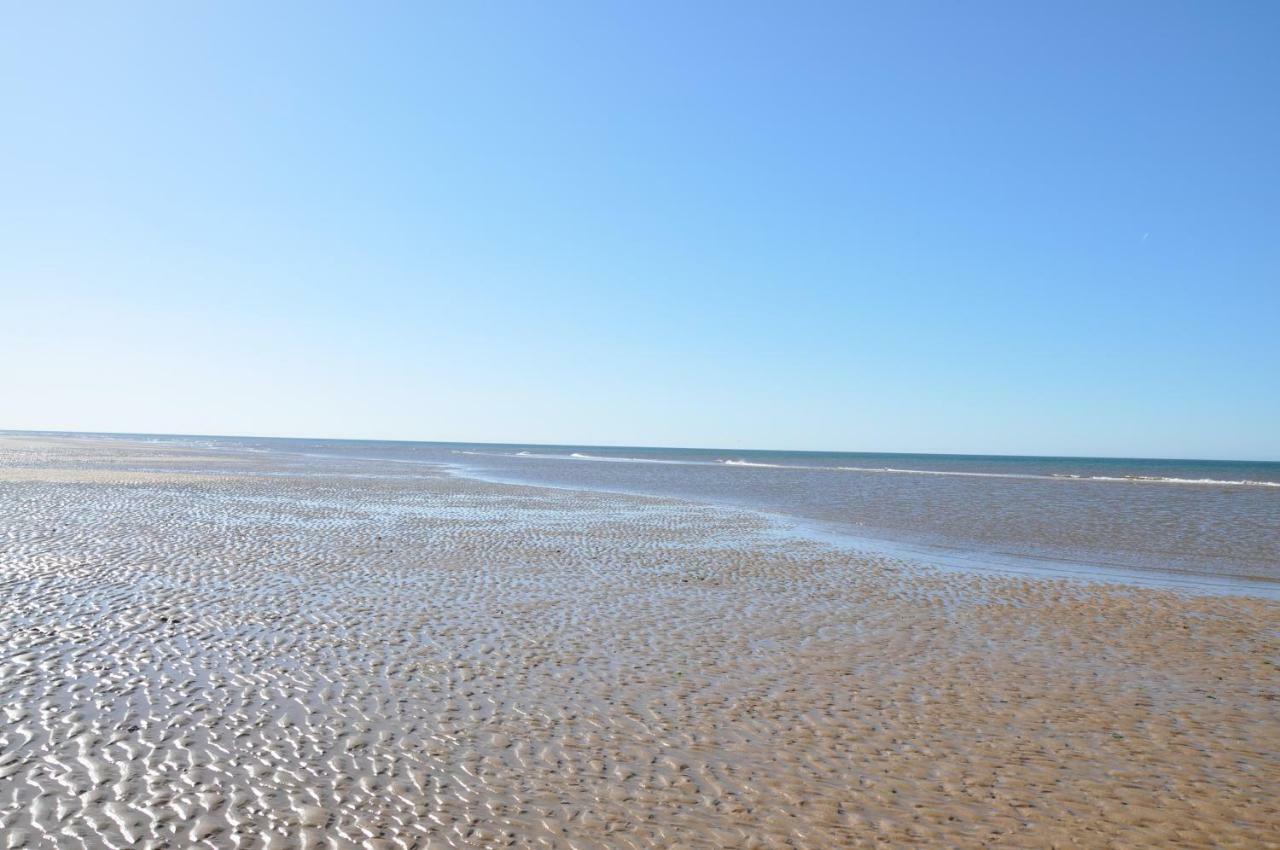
[41,433,1280,590]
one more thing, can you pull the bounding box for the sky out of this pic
[2,2,1278,459]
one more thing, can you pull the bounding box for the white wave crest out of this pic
[1085,475,1280,487]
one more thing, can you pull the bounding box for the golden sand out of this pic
[0,435,1276,849]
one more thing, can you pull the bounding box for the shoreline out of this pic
[449,463,1280,601]
[21,429,1279,599]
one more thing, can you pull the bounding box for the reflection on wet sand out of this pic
[1,435,1276,848]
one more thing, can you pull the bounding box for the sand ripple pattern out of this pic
[0,436,1277,849]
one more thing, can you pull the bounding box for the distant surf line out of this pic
[454,450,1280,488]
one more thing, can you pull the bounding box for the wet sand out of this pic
[0,435,1277,849]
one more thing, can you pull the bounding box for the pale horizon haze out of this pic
[3,3,1278,460]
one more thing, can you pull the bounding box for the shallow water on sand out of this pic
[38,431,1278,584]
[1,435,1277,849]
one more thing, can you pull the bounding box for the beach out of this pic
[0,433,1277,849]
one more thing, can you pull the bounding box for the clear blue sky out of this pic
[2,2,1277,459]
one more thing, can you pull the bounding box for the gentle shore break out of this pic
[0,435,1277,849]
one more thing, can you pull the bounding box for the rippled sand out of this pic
[1,435,1277,849]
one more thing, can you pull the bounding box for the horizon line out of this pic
[3,427,1276,466]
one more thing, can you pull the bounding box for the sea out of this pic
[34,432,1280,595]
